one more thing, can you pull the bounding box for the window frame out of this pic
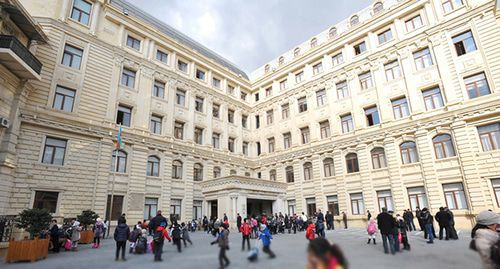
[41,137,68,166]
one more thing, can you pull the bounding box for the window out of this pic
[278,56,285,65]
[264,64,270,73]
[346,153,359,173]
[422,87,444,110]
[111,149,127,173]
[298,97,308,113]
[371,148,387,169]
[316,89,327,106]
[329,27,337,38]
[320,121,331,139]
[255,115,260,128]
[193,163,203,181]
[303,162,313,180]
[433,134,456,159]
[240,91,247,101]
[150,115,162,134]
[266,110,274,125]
[283,132,292,149]
[32,191,58,213]
[146,156,160,177]
[177,60,188,72]
[53,86,75,112]
[323,158,334,177]
[294,47,301,57]
[212,133,220,149]
[257,142,261,156]
[195,69,206,80]
[400,141,419,164]
[144,198,158,220]
[268,137,275,153]
[443,183,468,209]
[228,137,235,152]
[106,195,124,221]
[212,103,220,118]
[61,44,83,69]
[313,63,323,75]
[392,97,410,119]
[156,50,168,63]
[288,199,296,215]
[350,15,359,26]
[443,0,464,13]
[42,137,67,165]
[310,38,317,48]
[174,121,184,139]
[170,199,182,220]
[213,167,221,178]
[280,80,288,91]
[282,103,290,119]
[153,80,165,98]
[341,114,354,134]
[194,127,203,144]
[413,48,433,70]
[359,72,373,90]
[242,142,249,156]
[378,29,393,45]
[452,31,477,56]
[307,198,316,217]
[176,89,186,106]
[285,166,294,183]
[195,96,204,112]
[365,106,380,126]
[492,179,500,207]
[478,123,500,151]
[126,35,141,50]
[269,169,277,181]
[336,81,349,99]
[70,0,92,25]
[408,187,428,211]
[229,169,237,175]
[385,60,401,81]
[212,78,221,88]
[465,73,490,99]
[242,115,248,128]
[255,93,260,102]
[265,87,272,97]
[294,71,304,84]
[172,160,183,179]
[301,127,310,144]
[405,15,423,32]
[331,52,344,66]
[353,41,367,55]
[373,2,384,14]
[227,109,234,123]
[227,85,235,95]
[377,190,394,212]
[116,105,131,127]
[350,193,364,215]
[193,200,203,220]
[121,68,136,88]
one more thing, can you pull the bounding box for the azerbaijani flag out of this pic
[115,125,124,149]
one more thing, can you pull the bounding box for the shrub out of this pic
[16,208,52,239]
[77,210,99,230]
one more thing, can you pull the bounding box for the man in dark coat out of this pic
[377,207,396,254]
[421,208,435,244]
[150,210,168,231]
[325,211,334,230]
[342,212,348,229]
[435,207,451,240]
[50,219,60,253]
[445,207,459,239]
[114,219,130,261]
[236,213,242,232]
[415,206,424,231]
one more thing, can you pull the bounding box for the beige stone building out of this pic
[1,0,500,232]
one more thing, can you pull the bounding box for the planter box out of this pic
[5,238,49,263]
[79,230,94,244]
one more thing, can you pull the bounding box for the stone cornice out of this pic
[200,176,287,195]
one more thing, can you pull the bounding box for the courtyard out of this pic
[1,228,480,269]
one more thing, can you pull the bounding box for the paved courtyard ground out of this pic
[1,228,480,269]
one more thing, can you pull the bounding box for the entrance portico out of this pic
[200,176,287,224]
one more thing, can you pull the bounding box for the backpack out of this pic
[172,227,181,240]
[153,230,164,243]
[129,229,139,242]
[135,237,147,254]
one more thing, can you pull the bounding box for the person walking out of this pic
[259,223,276,258]
[367,210,372,221]
[203,216,209,232]
[211,223,230,269]
[240,218,251,251]
[435,207,451,240]
[377,207,396,254]
[342,212,348,229]
[181,222,193,247]
[236,213,242,232]
[50,219,60,253]
[92,218,105,248]
[70,219,82,251]
[152,225,171,261]
[470,210,500,269]
[306,238,348,269]
[325,211,333,230]
[421,208,435,244]
[367,217,377,245]
[171,222,183,253]
[149,210,168,232]
[113,218,130,261]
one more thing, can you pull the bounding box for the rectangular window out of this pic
[33,191,59,213]
[116,105,132,127]
[405,15,423,32]
[176,89,186,106]
[228,137,235,152]
[298,97,308,113]
[301,127,310,144]
[227,85,235,95]
[422,87,445,110]
[316,89,327,106]
[265,87,272,97]
[392,97,410,119]
[42,137,67,165]
[478,123,500,151]
[195,69,206,80]
[174,121,184,139]
[332,52,344,66]
[385,60,401,81]
[255,93,260,102]
[408,187,428,211]
[212,133,220,148]
[283,132,292,149]
[242,142,249,156]
[170,199,182,221]
[266,110,274,125]
[153,80,165,98]
[144,198,158,220]
[359,72,373,90]
[195,96,204,112]
[121,68,136,88]
[365,106,380,126]
[280,80,288,91]
[126,35,141,50]
[212,78,221,88]
[240,91,247,101]
[228,109,234,123]
[212,103,220,118]
[288,200,296,215]
[70,0,92,25]
[313,62,323,75]
[306,198,316,217]
[193,200,203,221]
[353,41,367,55]
[255,115,260,129]
[61,44,83,69]
[378,29,393,45]
[194,127,203,144]
[242,115,248,128]
[295,71,304,83]
[413,48,433,70]
[177,60,188,72]
[156,50,168,63]
[341,114,354,134]
[465,72,490,99]
[336,81,349,99]
[320,121,331,139]
[443,183,468,210]
[443,0,464,13]
[150,115,162,134]
[350,193,364,215]
[377,190,394,212]
[268,137,275,153]
[453,31,477,56]
[53,86,76,112]
[106,195,124,221]
[282,103,290,119]
[492,179,500,207]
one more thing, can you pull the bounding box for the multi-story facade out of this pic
[1,0,500,231]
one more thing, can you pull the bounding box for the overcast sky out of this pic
[127,0,372,73]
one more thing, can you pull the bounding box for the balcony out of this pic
[0,35,42,80]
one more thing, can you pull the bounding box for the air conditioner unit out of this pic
[0,117,10,128]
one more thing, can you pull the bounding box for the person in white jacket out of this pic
[471,210,499,269]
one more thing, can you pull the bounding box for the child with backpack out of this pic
[134,229,148,254]
[128,226,140,253]
[171,222,182,253]
[181,222,193,247]
[153,226,171,261]
[92,218,105,248]
[367,218,377,244]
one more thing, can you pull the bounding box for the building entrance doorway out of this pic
[209,200,218,219]
[247,199,273,217]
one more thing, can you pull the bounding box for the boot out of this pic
[373,239,376,245]
[367,238,371,244]
[92,243,96,248]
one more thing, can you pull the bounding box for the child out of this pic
[306,221,316,241]
[211,224,230,268]
[258,224,276,258]
[181,222,193,247]
[171,222,182,253]
[153,225,171,261]
[92,218,105,248]
[134,229,148,254]
[396,214,410,250]
[367,218,377,244]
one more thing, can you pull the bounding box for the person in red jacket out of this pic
[261,214,268,225]
[240,218,252,251]
[153,226,171,262]
[306,221,316,241]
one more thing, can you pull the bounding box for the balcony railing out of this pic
[0,35,42,75]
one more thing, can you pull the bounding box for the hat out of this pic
[476,210,500,226]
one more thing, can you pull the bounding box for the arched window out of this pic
[310,38,318,48]
[323,158,334,177]
[172,160,183,179]
[111,149,127,173]
[213,166,221,178]
[345,153,359,173]
[294,47,301,57]
[350,15,359,26]
[328,27,337,38]
[400,141,419,164]
[433,134,456,159]
[264,64,270,74]
[285,166,294,183]
[278,56,284,66]
[373,2,383,14]
[303,162,313,180]
[230,169,237,175]
[146,155,160,177]
[193,163,203,181]
[371,148,387,169]
[269,169,277,181]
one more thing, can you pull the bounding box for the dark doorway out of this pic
[247,199,273,217]
[209,200,218,219]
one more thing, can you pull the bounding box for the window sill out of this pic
[67,18,91,29]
